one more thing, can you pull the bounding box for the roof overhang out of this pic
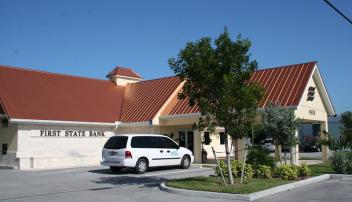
[119,121,151,127]
[9,118,121,127]
[159,113,201,120]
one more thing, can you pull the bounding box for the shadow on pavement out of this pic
[88,166,183,175]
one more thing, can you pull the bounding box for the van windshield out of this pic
[104,136,128,149]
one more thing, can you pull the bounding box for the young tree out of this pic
[169,28,263,184]
[262,102,300,164]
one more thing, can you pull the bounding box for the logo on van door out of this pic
[170,150,179,156]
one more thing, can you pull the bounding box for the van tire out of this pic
[135,158,148,174]
[181,155,191,169]
[110,166,122,173]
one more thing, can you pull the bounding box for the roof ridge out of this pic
[257,61,317,72]
[0,64,110,83]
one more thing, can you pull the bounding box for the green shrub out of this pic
[298,163,311,177]
[215,160,228,176]
[231,160,254,178]
[244,163,254,178]
[247,146,275,169]
[345,152,352,174]
[256,165,272,178]
[330,151,352,174]
[215,160,253,178]
[276,164,298,180]
[231,160,242,177]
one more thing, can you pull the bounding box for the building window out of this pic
[2,144,7,155]
[203,132,211,145]
[1,119,8,128]
[220,132,226,145]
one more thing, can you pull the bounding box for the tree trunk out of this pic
[225,134,234,185]
[274,141,282,164]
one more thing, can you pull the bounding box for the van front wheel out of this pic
[135,158,148,174]
[181,155,191,169]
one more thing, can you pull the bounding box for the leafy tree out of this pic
[340,111,352,148]
[169,28,263,184]
[262,102,300,164]
[322,111,352,150]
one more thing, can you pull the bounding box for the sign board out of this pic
[31,130,112,138]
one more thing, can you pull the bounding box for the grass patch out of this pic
[166,176,292,194]
[310,162,335,176]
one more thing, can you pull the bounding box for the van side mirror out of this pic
[175,145,180,149]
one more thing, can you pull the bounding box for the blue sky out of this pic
[0,0,351,114]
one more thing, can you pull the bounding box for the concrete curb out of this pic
[160,174,335,201]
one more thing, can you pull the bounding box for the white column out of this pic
[290,130,299,165]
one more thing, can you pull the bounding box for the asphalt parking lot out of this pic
[0,166,217,202]
[0,166,352,202]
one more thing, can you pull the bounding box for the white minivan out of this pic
[101,134,194,174]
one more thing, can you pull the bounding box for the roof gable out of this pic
[121,76,181,123]
[164,61,318,116]
[297,65,335,116]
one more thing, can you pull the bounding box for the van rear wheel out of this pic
[181,155,191,169]
[135,158,148,174]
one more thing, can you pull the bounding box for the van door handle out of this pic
[160,150,164,153]
[167,150,170,153]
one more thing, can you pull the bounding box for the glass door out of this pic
[178,131,194,153]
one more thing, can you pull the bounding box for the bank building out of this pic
[0,61,335,169]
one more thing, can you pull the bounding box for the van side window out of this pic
[131,136,162,148]
[161,137,178,149]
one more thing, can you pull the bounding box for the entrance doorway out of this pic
[179,131,194,153]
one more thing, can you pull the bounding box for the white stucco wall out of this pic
[16,124,115,169]
[0,122,18,167]
[296,74,328,122]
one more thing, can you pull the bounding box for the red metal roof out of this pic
[166,61,316,115]
[0,65,125,123]
[106,66,142,79]
[165,96,200,116]
[121,76,181,123]
[0,61,317,123]
[252,61,316,108]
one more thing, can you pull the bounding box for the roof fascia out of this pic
[110,74,143,81]
[119,121,151,127]
[10,118,121,127]
[312,66,336,116]
[159,113,202,120]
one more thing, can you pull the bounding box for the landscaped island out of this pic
[166,163,334,194]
